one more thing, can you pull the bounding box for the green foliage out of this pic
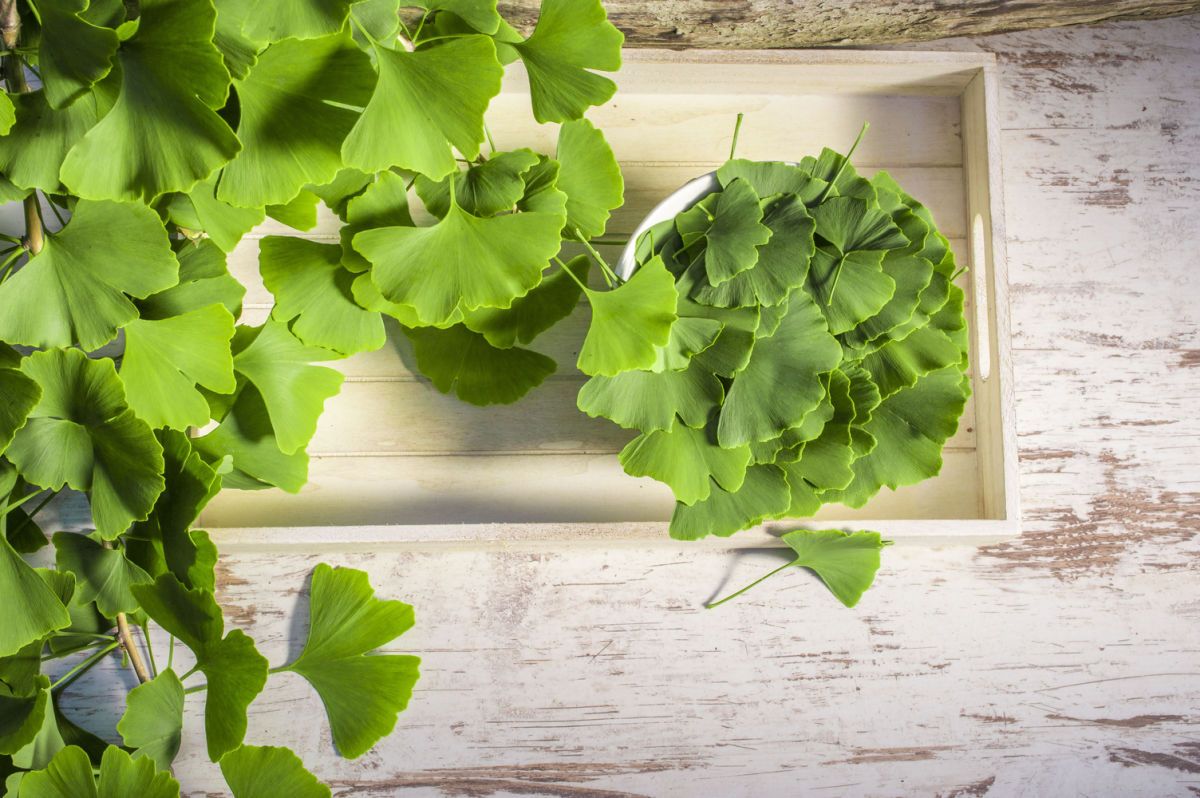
[219,745,330,798]
[116,669,184,770]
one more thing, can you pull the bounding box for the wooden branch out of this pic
[491,0,1200,48]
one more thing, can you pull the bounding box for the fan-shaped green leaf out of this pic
[577,255,678,377]
[715,159,825,204]
[512,0,622,123]
[649,316,722,372]
[212,0,264,79]
[37,0,120,109]
[680,178,770,287]
[220,746,330,798]
[462,256,588,348]
[403,324,556,406]
[669,464,790,540]
[806,246,895,335]
[0,673,50,756]
[282,564,420,759]
[682,300,759,378]
[219,32,374,207]
[415,149,541,218]
[241,0,351,41]
[339,171,414,274]
[0,530,70,659]
[265,189,321,231]
[0,90,97,192]
[557,118,623,239]
[52,532,152,617]
[131,575,268,761]
[717,290,842,447]
[8,349,165,540]
[354,201,562,326]
[260,237,385,356]
[19,744,180,798]
[839,249,934,350]
[0,92,13,134]
[578,363,723,433]
[0,361,40,457]
[121,304,237,430]
[811,196,906,254]
[172,176,266,253]
[620,424,749,505]
[139,241,245,320]
[781,529,889,607]
[193,385,308,492]
[60,0,241,201]
[117,669,184,770]
[410,0,501,34]
[516,154,569,217]
[0,199,177,350]
[342,36,502,178]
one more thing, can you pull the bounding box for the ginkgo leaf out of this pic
[0,90,97,192]
[212,0,264,79]
[60,0,242,201]
[193,385,308,492]
[717,290,842,447]
[811,196,907,254]
[0,673,50,756]
[0,531,70,659]
[125,430,220,593]
[220,746,330,798]
[265,189,321,231]
[52,532,152,617]
[839,249,934,350]
[512,0,623,123]
[138,241,245,321]
[0,199,177,350]
[174,176,266,253]
[620,424,750,506]
[577,255,678,376]
[0,361,40,456]
[218,32,374,207]
[241,0,351,41]
[859,320,963,400]
[18,744,180,798]
[403,324,556,405]
[260,237,386,356]
[578,363,723,433]
[825,366,969,508]
[415,149,541,218]
[747,375,834,468]
[37,0,120,109]
[310,167,373,221]
[715,159,825,205]
[121,304,237,430]
[232,321,345,455]
[462,256,588,348]
[780,529,889,607]
[669,464,790,540]
[339,171,414,274]
[132,575,268,761]
[690,193,815,308]
[10,678,65,769]
[281,564,420,759]
[342,36,503,178]
[410,0,501,34]
[649,316,722,372]
[0,91,14,134]
[516,155,569,218]
[354,202,562,325]
[682,300,760,378]
[805,246,895,335]
[681,178,771,287]
[8,349,165,540]
[557,118,623,240]
[117,669,184,770]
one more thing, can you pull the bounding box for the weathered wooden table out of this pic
[65,14,1200,797]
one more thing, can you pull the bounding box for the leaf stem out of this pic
[6,489,55,538]
[483,120,497,154]
[705,558,797,609]
[43,194,66,228]
[826,254,846,307]
[49,641,121,692]
[180,664,200,681]
[555,256,589,293]
[816,121,869,205]
[183,683,208,695]
[574,227,620,286]
[141,621,158,678]
[167,635,174,671]
[728,112,744,161]
[1,486,49,515]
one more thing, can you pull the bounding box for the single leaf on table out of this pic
[342,36,503,178]
[680,178,771,287]
[121,304,237,430]
[512,0,622,123]
[36,0,120,109]
[8,349,165,540]
[265,189,321,231]
[354,202,562,326]
[805,246,895,335]
[578,363,723,433]
[281,564,420,759]
[557,118,623,239]
[339,171,414,274]
[52,532,152,617]
[690,193,815,308]
[260,237,386,356]
[172,176,266,253]
[0,199,178,350]
[415,149,541,218]
[403,325,556,406]
[715,159,825,205]
[193,385,309,493]
[717,290,842,448]
[0,675,51,755]
[781,529,890,607]
[18,744,180,798]
[232,321,345,455]
[669,464,790,540]
[619,424,750,506]
[240,0,351,41]
[59,0,241,202]
[218,32,375,207]
[0,90,97,192]
[462,256,589,349]
[219,745,330,798]
[577,255,678,377]
[138,241,246,320]
[116,669,184,771]
[132,575,268,761]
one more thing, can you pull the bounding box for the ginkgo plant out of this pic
[0,0,623,793]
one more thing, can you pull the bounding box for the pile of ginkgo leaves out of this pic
[576,138,972,542]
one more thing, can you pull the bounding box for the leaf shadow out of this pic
[283,568,315,664]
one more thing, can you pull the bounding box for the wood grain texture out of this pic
[41,13,1200,798]
[478,0,1200,48]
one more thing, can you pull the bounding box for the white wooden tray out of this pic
[205,49,1019,546]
